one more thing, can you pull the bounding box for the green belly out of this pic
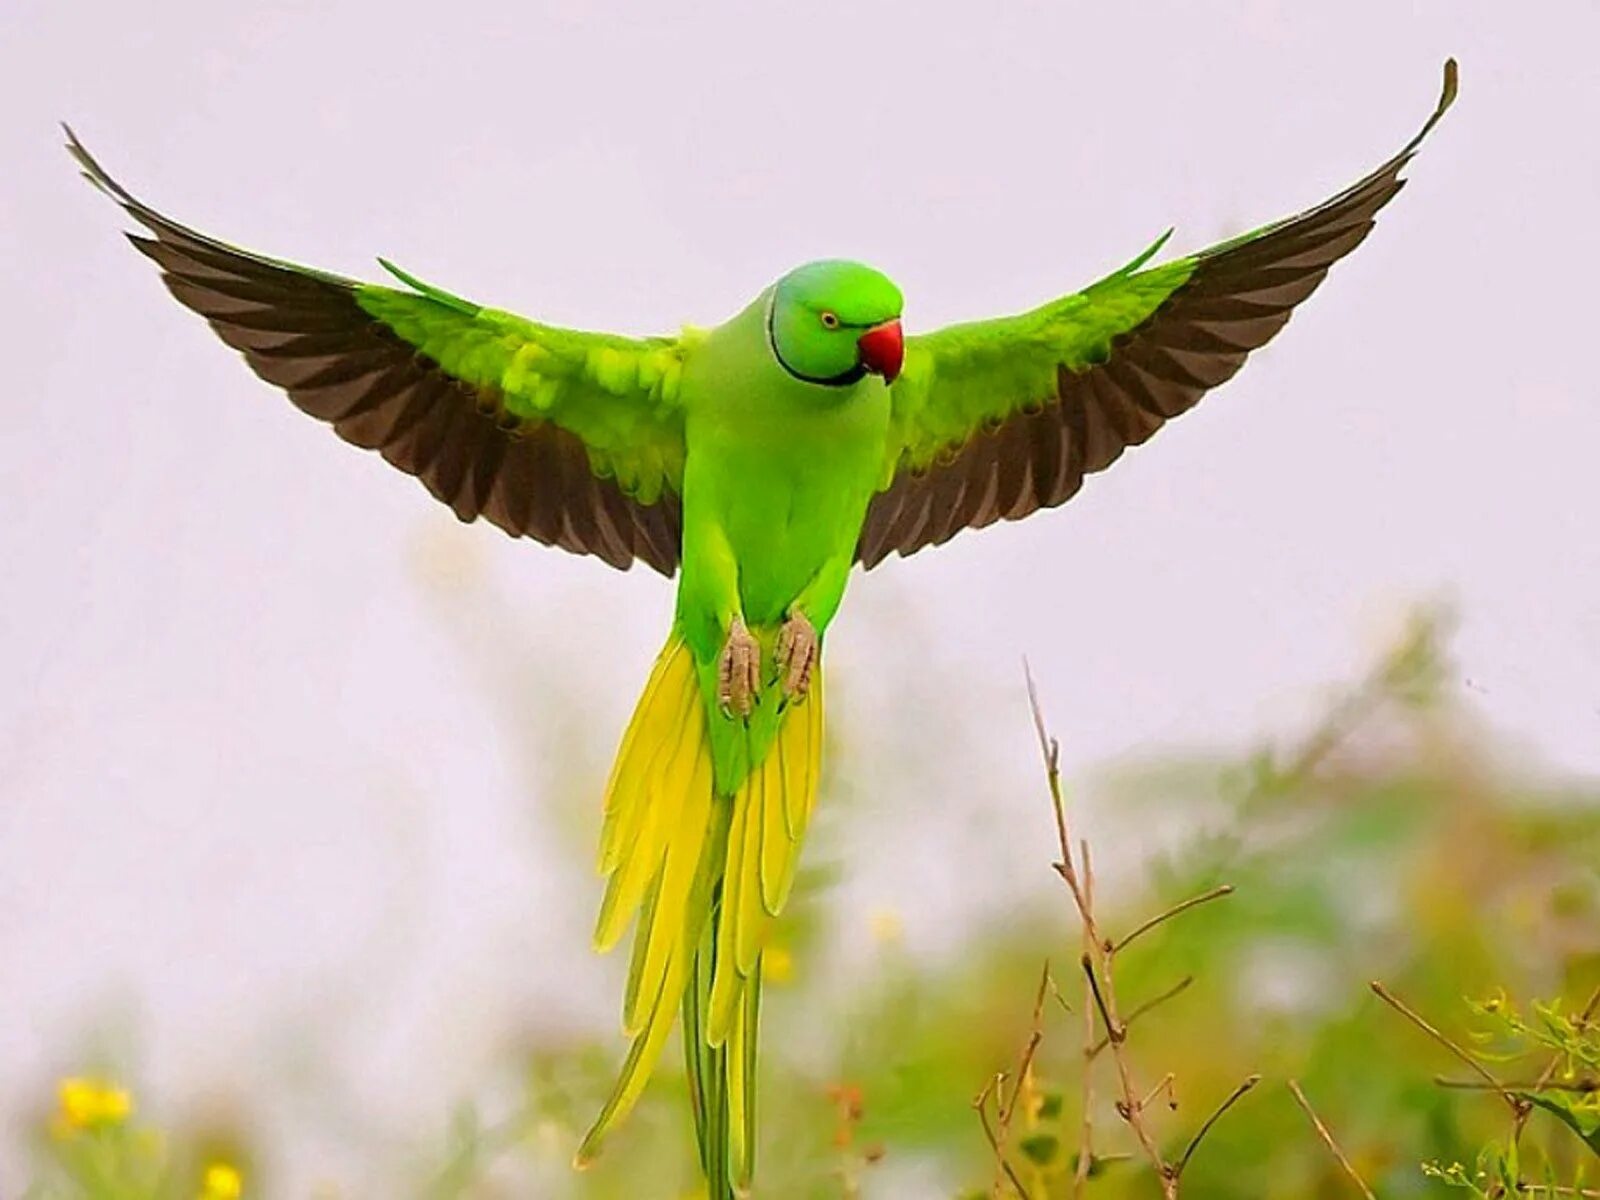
[685,394,886,628]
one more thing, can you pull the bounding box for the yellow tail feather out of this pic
[708,676,823,1048]
[580,633,824,1186]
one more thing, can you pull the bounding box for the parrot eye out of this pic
[819,311,840,330]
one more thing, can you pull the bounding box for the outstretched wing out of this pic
[68,129,689,575]
[857,60,1457,568]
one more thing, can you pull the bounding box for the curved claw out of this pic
[775,609,818,704]
[717,617,760,720]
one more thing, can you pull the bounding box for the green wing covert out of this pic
[859,61,1456,568]
[68,130,689,575]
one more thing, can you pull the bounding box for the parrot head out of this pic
[767,259,904,387]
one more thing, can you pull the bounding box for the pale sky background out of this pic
[2,1,1597,1194]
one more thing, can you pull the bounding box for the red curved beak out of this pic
[857,319,904,384]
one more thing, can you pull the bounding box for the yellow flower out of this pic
[868,909,903,945]
[200,1162,244,1199]
[56,1077,132,1133]
[764,945,795,985]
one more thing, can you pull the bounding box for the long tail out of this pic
[576,632,824,1193]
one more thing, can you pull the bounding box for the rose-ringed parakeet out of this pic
[68,59,1455,1196]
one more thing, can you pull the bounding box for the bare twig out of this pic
[1436,1077,1598,1094]
[1090,977,1196,1061]
[1073,955,1096,1197]
[1070,834,1100,1197]
[1112,886,1235,955]
[1287,1079,1377,1200]
[1024,659,1053,771]
[1079,898,1171,1192]
[1082,955,1121,1046]
[1025,661,1077,898]
[1396,985,1600,1199]
[1171,1075,1260,1181]
[994,963,1054,1197]
[1138,1073,1177,1114]
[1044,972,1074,1017]
[1370,982,1522,1116]
[975,964,1059,1199]
[1024,671,1253,1199]
[999,965,1053,1126]
[974,1074,1030,1199]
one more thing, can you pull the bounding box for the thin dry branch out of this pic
[1138,1073,1178,1114]
[1082,956,1121,1046]
[1073,954,1096,1197]
[1025,661,1077,895]
[1090,977,1196,1061]
[998,966,1053,1128]
[1436,1078,1599,1094]
[1171,1074,1260,1181]
[1019,670,1256,1199]
[976,964,1059,1199]
[974,1074,1030,1200]
[1287,1079,1377,1200]
[1370,981,1522,1117]
[1112,886,1235,955]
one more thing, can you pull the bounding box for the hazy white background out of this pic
[2,0,1596,1192]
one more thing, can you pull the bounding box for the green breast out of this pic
[681,297,889,627]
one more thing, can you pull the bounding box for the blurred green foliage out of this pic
[24,612,1600,1197]
[24,1077,252,1200]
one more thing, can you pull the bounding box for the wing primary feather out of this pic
[860,61,1456,566]
[71,127,684,575]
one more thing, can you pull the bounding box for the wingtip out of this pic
[1438,57,1460,117]
[1392,57,1460,163]
[62,123,92,169]
[61,125,127,203]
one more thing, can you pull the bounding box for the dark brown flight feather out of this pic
[856,60,1457,568]
[65,128,682,576]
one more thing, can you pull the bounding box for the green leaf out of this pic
[1518,1089,1600,1160]
[1018,1133,1059,1166]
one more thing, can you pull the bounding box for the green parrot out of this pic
[69,60,1454,1196]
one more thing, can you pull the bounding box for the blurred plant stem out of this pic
[1373,984,1600,1197]
[1287,1079,1378,1199]
[24,607,1600,1199]
[973,669,1254,1198]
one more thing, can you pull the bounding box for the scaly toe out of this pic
[778,610,817,703]
[718,618,760,719]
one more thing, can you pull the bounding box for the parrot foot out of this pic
[717,617,760,720]
[775,609,818,704]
